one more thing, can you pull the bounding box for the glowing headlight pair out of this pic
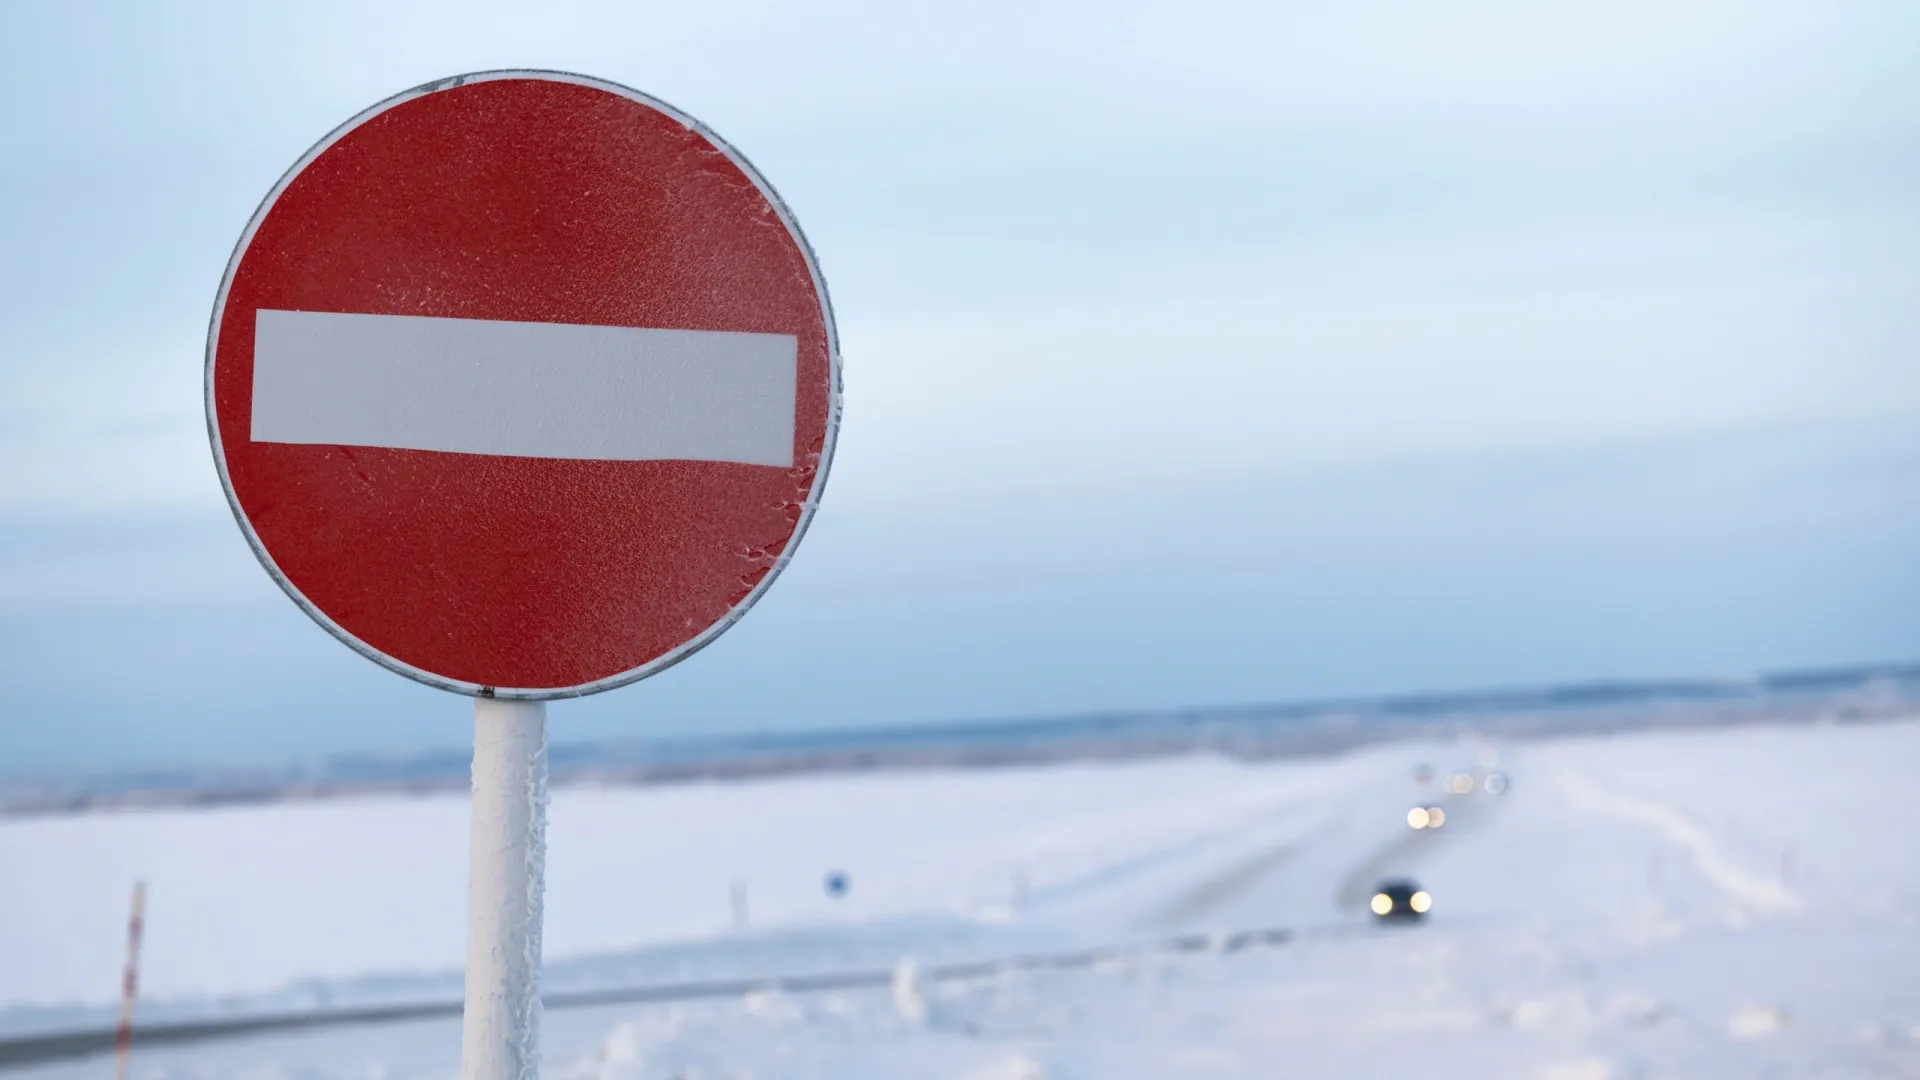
[1369,890,1434,915]
[1406,806,1446,829]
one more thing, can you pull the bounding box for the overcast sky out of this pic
[2,1,1916,775]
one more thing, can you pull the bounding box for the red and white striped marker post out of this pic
[113,880,145,1080]
[207,72,839,1080]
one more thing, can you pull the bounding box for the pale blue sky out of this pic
[1,1,1916,774]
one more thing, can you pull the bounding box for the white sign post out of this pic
[207,70,840,1077]
[462,700,549,1080]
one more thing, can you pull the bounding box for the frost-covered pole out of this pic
[462,698,549,1080]
[112,879,145,1080]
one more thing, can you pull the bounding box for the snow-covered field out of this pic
[3,719,1917,1079]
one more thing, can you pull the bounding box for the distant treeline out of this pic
[4,660,1916,818]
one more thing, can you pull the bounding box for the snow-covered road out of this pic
[3,720,1916,1078]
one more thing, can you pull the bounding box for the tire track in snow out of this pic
[1555,772,1802,915]
[1146,836,1301,926]
[1005,776,1358,926]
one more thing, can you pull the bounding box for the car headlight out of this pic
[1370,893,1393,915]
[1406,807,1431,829]
[1410,891,1432,913]
[1426,807,1446,828]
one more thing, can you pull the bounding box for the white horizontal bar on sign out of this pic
[250,310,798,467]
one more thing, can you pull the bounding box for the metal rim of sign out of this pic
[203,69,843,701]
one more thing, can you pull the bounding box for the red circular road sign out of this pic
[207,71,839,698]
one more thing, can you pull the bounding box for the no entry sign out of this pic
[206,70,839,697]
[207,71,839,1080]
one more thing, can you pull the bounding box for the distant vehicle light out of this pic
[1484,772,1508,795]
[1449,772,1475,795]
[1370,879,1427,921]
[1406,807,1431,829]
[1425,807,1446,828]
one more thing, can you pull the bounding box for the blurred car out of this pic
[1369,879,1432,921]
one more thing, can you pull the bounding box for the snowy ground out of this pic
[3,719,1917,1079]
